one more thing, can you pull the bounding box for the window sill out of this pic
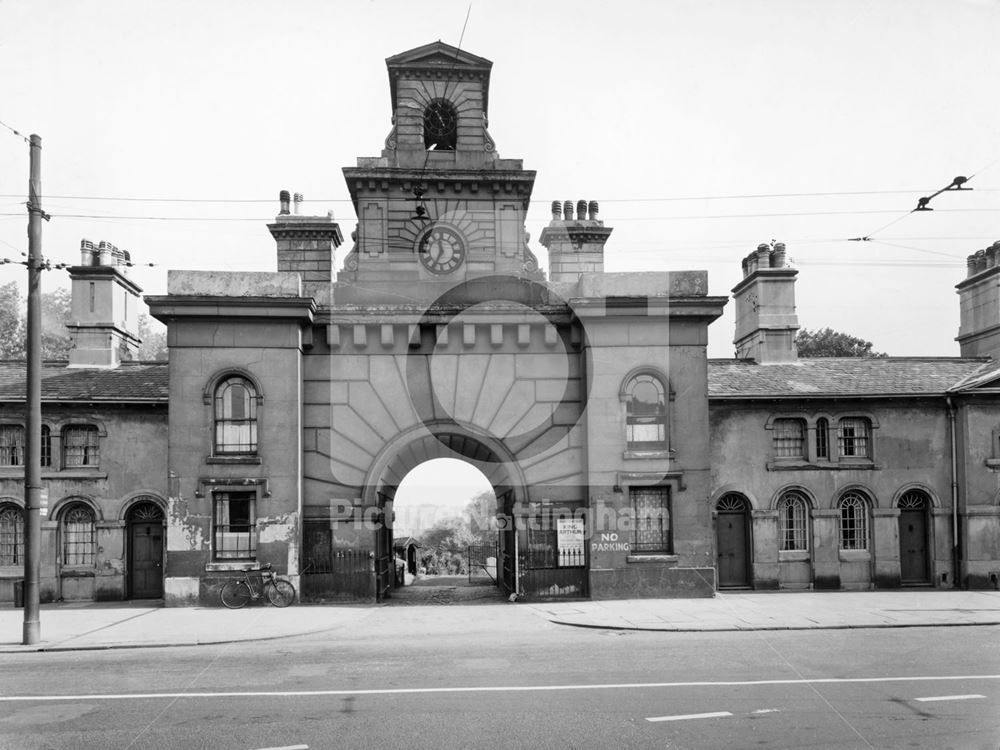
[206,455,262,465]
[0,468,106,479]
[778,550,810,562]
[623,448,673,460]
[205,561,258,572]
[627,554,677,564]
[839,549,871,562]
[985,458,1000,469]
[59,568,96,577]
[767,460,878,471]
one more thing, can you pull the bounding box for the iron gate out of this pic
[301,520,375,601]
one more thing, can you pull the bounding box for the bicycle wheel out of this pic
[266,579,296,607]
[220,579,252,609]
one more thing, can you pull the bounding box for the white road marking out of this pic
[251,746,308,750]
[0,675,997,702]
[914,694,986,703]
[647,711,732,723]
[751,708,781,714]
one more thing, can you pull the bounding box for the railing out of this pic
[467,541,499,584]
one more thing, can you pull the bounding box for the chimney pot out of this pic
[771,242,786,268]
[563,200,574,221]
[577,200,588,222]
[756,244,771,269]
[79,239,95,266]
[293,192,303,215]
[279,190,291,216]
[551,200,562,220]
[588,200,599,220]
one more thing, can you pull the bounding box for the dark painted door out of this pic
[128,521,163,598]
[899,509,929,583]
[717,512,750,587]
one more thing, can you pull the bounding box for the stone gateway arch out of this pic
[148,41,726,605]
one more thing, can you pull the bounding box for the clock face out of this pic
[417,226,466,275]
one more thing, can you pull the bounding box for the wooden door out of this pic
[128,519,163,598]
[717,511,750,587]
[899,509,929,583]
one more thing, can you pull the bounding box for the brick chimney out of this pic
[66,239,142,367]
[956,240,1000,359]
[732,242,799,362]
[267,190,344,305]
[539,199,613,283]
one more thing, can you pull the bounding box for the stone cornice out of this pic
[68,264,143,296]
[145,295,316,323]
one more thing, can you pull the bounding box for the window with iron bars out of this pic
[630,486,672,554]
[838,492,869,550]
[0,504,23,565]
[772,418,806,458]
[213,491,256,560]
[838,418,871,458]
[62,425,100,467]
[62,503,96,566]
[777,491,809,551]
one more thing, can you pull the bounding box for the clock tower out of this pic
[338,41,539,303]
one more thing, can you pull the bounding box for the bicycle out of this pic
[220,563,296,609]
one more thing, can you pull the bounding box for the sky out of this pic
[2,0,998,514]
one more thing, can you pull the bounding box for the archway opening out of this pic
[371,429,521,603]
[388,458,503,603]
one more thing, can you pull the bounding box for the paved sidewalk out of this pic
[1,590,998,653]
[530,590,1000,632]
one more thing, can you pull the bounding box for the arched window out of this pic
[0,504,23,565]
[624,373,667,449]
[838,491,870,550]
[898,490,929,510]
[214,376,258,455]
[423,98,458,151]
[777,491,809,551]
[62,502,96,566]
[40,425,51,467]
[815,418,829,460]
[62,424,100,467]
[717,493,749,513]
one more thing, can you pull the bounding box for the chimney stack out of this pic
[268,189,344,304]
[539,196,613,284]
[732,242,799,362]
[67,238,142,367]
[956,240,1000,359]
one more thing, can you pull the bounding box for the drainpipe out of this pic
[946,395,960,589]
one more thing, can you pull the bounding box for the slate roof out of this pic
[708,357,993,399]
[0,361,168,403]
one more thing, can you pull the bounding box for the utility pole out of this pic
[23,134,43,645]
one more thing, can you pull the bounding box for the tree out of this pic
[0,281,25,359]
[40,287,72,360]
[137,314,168,360]
[796,327,886,358]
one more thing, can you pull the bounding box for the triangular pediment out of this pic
[386,41,493,71]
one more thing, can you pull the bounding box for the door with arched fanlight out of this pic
[716,493,751,588]
[127,499,165,599]
[898,490,931,584]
